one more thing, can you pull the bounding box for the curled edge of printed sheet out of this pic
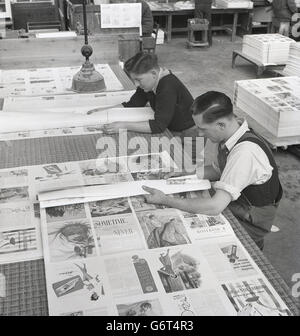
[38,176,211,208]
[0,107,154,133]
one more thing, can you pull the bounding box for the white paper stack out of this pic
[234,76,300,137]
[283,42,300,77]
[174,1,195,10]
[242,34,295,65]
[154,29,165,44]
[35,32,77,39]
[215,0,253,9]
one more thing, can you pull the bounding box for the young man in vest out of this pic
[142,91,283,250]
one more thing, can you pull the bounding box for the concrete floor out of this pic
[155,34,300,291]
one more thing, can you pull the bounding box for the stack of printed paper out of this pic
[155,29,165,44]
[174,1,195,10]
[242,34,295,65]
[283,42,300,77]
[0,64,124,98]
[234,76,300,137]
[215,0,253,9]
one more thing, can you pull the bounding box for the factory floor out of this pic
[155,33,300,293]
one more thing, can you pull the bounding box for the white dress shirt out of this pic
[213,119,273,201]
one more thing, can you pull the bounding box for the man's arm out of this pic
[122,87,149,107]
[103,85,178,134]
[142,186,232,216]
[163,163,221,180]
[102,120,152,134]
[200,164,221,181]
[148,86,178,133]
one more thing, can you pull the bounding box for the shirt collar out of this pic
[153,67,170,94]
[224,118,249,151]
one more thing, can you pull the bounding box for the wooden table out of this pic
[0,131,299,315]
[0,35,135,93]
[0,38,298,316]
[232,49,285,77]
[149,5,253,42]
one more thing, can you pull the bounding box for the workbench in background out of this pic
[147,1,253,42]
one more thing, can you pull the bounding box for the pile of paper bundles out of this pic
[215,0,253,8]
[234,76,300,137]
[283,42,300,77]
[242,34,295,64]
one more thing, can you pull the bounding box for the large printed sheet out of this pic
[0,91,135,114]
[0,107,154,135]
[0,150,293,316]
[0,64,124,98]
[40,197,291,316]
[0,151,207,264]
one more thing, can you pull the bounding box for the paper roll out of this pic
[0,107,154,133]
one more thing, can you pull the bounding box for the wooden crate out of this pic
[11,2,59,30]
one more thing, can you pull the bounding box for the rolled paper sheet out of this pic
[0,107,154,133]
[38,178,212,208]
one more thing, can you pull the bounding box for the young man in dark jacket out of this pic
[103,52,199,160]
[272,0,298,36]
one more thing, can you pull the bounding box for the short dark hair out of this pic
[124,52,159,75]
[191,91,233,123]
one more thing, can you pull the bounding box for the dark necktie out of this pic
[217,142,229,173]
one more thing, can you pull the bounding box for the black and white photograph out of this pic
[136,209,191,249]
[89,198,132,217]
[0,168,28,187]
[0,186,29,204]
[150,246,217,294]
[1,0,300,317]
[45,203,87,223]
[0,202,32,229]
[130,195,168,212]
[117,298,163,316]
[0,227,37,255]
[79,159,132,185]
[45,219,97,262]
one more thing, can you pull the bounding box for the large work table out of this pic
[147,1,253,42]
[0,36,299,316]
[0,130,299,315]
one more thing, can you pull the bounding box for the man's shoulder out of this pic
[230,141,270,162]
[157,73,185,90]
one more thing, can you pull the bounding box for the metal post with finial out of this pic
[71,0,106,93]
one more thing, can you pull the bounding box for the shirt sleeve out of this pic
[148,85,177,133]
[122,87,149,107]
[213,142,273,201]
